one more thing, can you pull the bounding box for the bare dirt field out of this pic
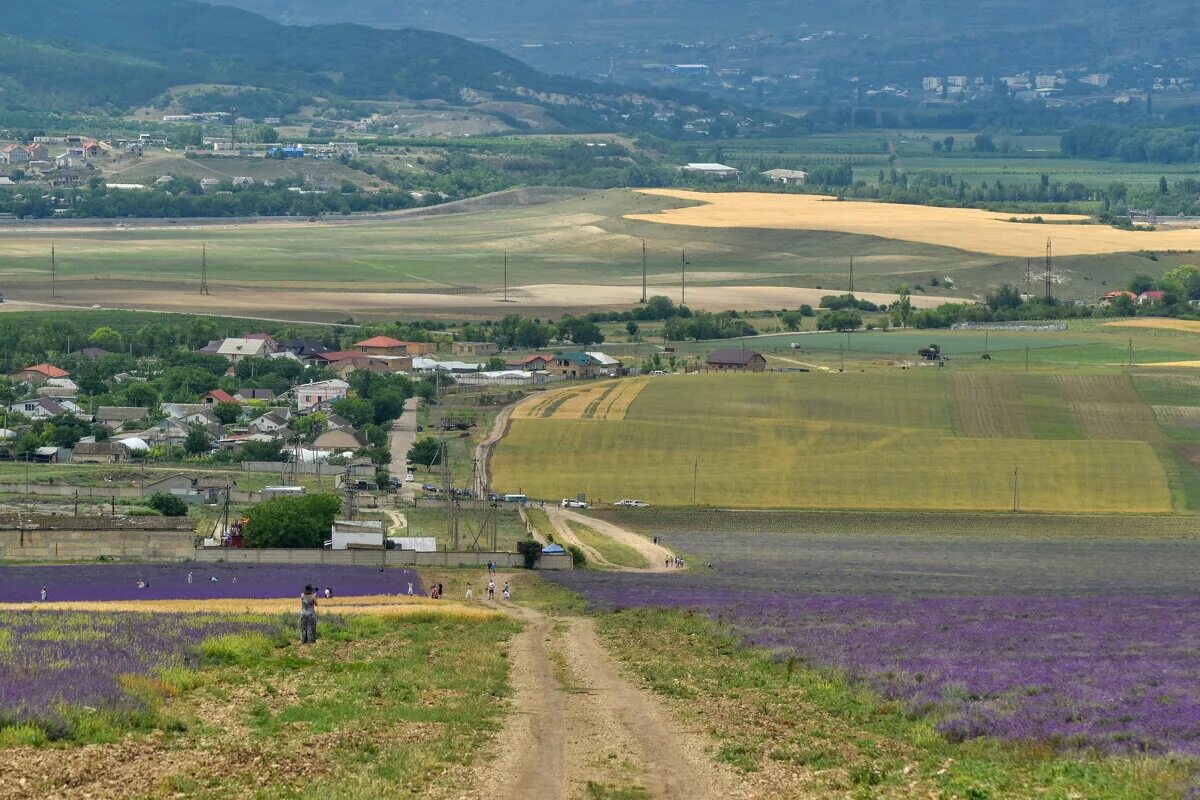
[0,281,964,321]
[627,189,1200,257]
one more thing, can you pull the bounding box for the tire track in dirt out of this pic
[477,580,740,800]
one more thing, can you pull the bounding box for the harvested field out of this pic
[512,378,648,421]
[953,373,1031,437]
[1104,319,1200,333]
[1058,375,1163,441]
[1153,405,1200,429]
[628,189,1200,257]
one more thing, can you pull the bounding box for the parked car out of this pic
[560,498,589,509]
[421,482,438,492]
[614,499,648,508]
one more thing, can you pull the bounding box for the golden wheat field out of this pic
[1104,319,1200,333]
[0,595,501,618]
[627,189,1200,257]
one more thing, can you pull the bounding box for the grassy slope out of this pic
[493,367,1190,513]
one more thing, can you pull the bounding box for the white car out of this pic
[560,498,589,509]
[614,499,648,508]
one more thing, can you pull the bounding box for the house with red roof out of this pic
[203,389,238,405]
[11,363,71,384]
[354,335,437,356]
[505,354,555,371]
[1099,290,1137,307]
[1137,290,1166,305]
[0,144,29,166]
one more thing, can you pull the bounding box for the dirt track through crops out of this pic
[478,583,741,800]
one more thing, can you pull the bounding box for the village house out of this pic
[1137,290,1166,305]
[452,341,500,357]
[11,363,71,384]
[79,346,111,360]
[203,389,238,406]
[8,396,83,419]
[292,379,350,412]
[23,143,49,161]
[249,409,292,434]
[242,333,279,353]
[706,348,767,372]
[281,338,331,359]
[506,354,554,371]
[234,388,276,402]
[216,338,271,362]
[144,473,234,503]
[94,406,149,430]
[0,144,29,165]
[354,335,409,356]
[37,377,79,397]
[585,352,623,375]
[310,428,368,453]
[550,352,602,379]
[72,441,133,464]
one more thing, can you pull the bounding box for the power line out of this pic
[848,255,854,293]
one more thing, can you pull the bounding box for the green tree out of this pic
[183,423,212,455]
[625,320,639,339]
[250,125,279,143]
[1129,275,1157,293]
[243,493,342,548]
[407,437,442,470]
[779,311,802,331]
[210,401,242,425]
[816,309,863,331]
[87,326,122,350]
[331,396,375,428]
[122,382,161,408]
[147,493,189,517]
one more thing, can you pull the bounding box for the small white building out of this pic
[761,169,808,185]
[682,162,740,179]
[328,519,385,550]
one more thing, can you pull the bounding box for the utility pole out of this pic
[641,239,648,304]
[680,250,687,307]
[1128,337,1134,367]
[848,256,854,293]
[984,330,989,357]
[200,244,210,295]
[50,244,57,298]
[839,344,844,372]
[1044,238,1053,302]
[503,250,508,303]
[1025,345,1030,372]
[1012,467,1019,512]
[692,457,699,507]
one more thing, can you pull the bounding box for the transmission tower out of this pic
[199,244,211,295]
[641,239,648,304]
[459,456,498,552]
[1044,238,1053,302]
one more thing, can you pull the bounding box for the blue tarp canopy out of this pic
[542,544,566,554]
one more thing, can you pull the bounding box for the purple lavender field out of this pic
[551,529,1200,756]
[0,563,422,603]
[0,610,285,738]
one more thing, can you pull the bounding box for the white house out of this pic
[291,379,350,412]
[216,338,270,362]
[8,397,83,419]
[761,169,808,185]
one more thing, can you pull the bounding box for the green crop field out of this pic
[493,367,1200,513]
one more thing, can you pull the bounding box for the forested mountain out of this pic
[0,0,784,133]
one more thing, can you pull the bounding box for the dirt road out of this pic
[546,506,676,571]
[388,398,419,501]
[477,591,742,800]
[475,393,539,492]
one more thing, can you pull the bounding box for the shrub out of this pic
[146,493,189,517]
[567,544,587,568]
[517,539,544,569]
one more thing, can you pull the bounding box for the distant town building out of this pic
[761,169,807,185]
[683,163,741,179]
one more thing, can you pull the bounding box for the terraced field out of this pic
[494,370,1194,512]
[512,378,649,420]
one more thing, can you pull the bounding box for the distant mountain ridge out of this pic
[0,0,781,133]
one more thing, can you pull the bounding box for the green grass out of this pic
[567,520,648,569]
[595,609,1195,800]
[493,370,1184,512]
[402,504,528,551]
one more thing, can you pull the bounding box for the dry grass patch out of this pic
[0,595,502,619]
[1104,319,1200,334]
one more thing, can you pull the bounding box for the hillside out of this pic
[0,0,785,134]
[199,0,1191,81]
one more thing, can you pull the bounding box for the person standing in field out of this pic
[502,582,511,601]
[407,582,414,595]
[300,585,318,644]
[187,571,193,584]
[466,583,474,601]
[487,579,496,601]
[39,586,47,602]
